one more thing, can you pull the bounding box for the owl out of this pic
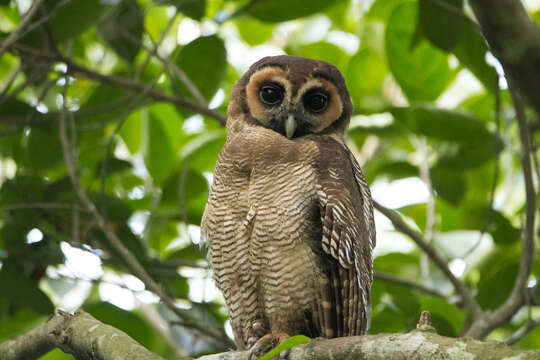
[201,55,375,357]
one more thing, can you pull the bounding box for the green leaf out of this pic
[160,169,209,225]
[0,307,46,342]
[144,111,176,184]
[99,0,144,62]
[25,127,63,171]
[420,297,463,337]
[367,0,411,20]
[0,267,54,315]
[371,160,418,181]
[174,35,227,101]
[347,48,387,103]
[95,158,132,176]
[389,106,491,143]
[419,0,463,51]
[77,84,128,126]
[234,16,274,46]
[375,252,421,279]
[431,165,467,205]
[370,307,407,333]
[286,41,349,73]
[477,262,519,310]
[247,0,345,22]
[167,0,206,20]
[179,129,226,173]
[489,211,521,247]
[258,335,311,360]
[40,349,74,360]
[45,0,106,43]
[385,2,456,101]
[452,20,497,93]
[84,302,155,350]
[119,109,143,154]
[162,277,189,298]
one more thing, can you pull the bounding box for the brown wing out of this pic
[314,136,375,337]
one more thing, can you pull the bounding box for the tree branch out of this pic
[469,0,540,115]
[374,271,446,298]
[373,201,483,320]
[464,80,537,339]
[198,329,540,360]
[57,65,233,348]
[0,310,165,360]
[12,44,227,125]
[505,317,540,345]
[0,0,45,58]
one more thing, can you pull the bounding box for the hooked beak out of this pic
[285,114,297,139]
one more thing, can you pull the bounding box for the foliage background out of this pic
[0,0,539,358]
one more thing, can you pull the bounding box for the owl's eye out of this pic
[303,90,329,113]
[259,83,284,106]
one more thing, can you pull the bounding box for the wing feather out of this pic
[315,136,375,336]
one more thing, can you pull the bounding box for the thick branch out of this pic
[0,310,164,360]
[469,0,540,114]
[197,330,540,360]
[373,201,483,319]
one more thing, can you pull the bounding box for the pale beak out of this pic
[285,114,297,139]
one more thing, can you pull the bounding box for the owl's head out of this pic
[227,55,352,139]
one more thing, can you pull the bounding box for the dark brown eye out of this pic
[259,83,284,106]
[303,90,328,113]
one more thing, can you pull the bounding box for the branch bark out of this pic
[373,201,483,320]
[0,310,165,360]
[469,0,540,115]
[197,330,540,360]
[4,311,540,360]
[464,80,536,339]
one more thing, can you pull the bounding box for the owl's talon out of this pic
[247,332,290,360]
[247,337,257,348]
[251,319,266,337]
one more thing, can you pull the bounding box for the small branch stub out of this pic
[416,310,437,333]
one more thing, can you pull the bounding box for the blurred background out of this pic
[1,0,540,358]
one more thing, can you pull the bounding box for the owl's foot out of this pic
[247,319,267,348]
[248,332,290,360]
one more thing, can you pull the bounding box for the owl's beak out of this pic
[285,114,297,139]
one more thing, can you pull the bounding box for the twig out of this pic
[373,201,483,320]
[505,317,540,345]
[374,271,446,298]
[135,12,177,80]
[417,137,435,284]
[121,22,208,106]
[56,55,232,347]
[462,75,502,258]
[215,0,262,23]
[9,0,72,48]
[12,44,227,125]
[0,202,86,211]
[465,82,536,339]
[0,0,45,58]
[99,74,162,215]
[0,64,23,102]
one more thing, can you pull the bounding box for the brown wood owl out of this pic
[201,55,375,357]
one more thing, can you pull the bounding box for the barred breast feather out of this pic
[201,124,375,347]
